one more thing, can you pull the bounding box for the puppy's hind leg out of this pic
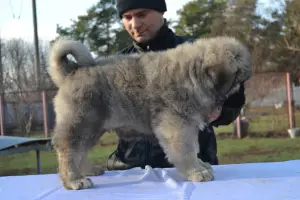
[153,113,214,182]
[52,110,105,190]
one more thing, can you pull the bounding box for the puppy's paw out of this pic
[84,165,105,176]
[67,177,94,190]
[202,162,213,172]
[197,159,213,173]
[187,169,214,182]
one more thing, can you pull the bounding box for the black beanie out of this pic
[116,0,167,18]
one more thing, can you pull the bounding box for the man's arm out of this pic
[211,83,246,127]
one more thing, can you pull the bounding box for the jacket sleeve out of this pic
[210,83,245,127]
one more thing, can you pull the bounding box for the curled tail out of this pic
[48,38,95,87]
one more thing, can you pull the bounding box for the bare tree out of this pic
[1,38,53,136]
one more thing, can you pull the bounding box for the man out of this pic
[106,0,246,170]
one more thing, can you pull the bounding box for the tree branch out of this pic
[284,36,300,52]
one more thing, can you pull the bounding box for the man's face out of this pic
[121,8,164,44]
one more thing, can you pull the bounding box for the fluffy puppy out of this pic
[48,36,252,190]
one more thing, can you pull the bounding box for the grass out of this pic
[1,132,300,176]
[214,106,300,134]
[217,137,300,164]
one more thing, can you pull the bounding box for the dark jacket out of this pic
[106,21,245,170]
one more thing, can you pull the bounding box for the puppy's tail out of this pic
[48,38,95,87]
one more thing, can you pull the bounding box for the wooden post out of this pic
[42,91,48,138]
[0,38,4,136]
[236,116,241,139]
[32,0,41,89]
[286,72,295,129]
[0,93,4,136]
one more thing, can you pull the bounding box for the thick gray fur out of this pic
[48,36,252,190]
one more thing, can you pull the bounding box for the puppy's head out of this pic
[190,36,252,104]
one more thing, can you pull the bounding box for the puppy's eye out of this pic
[234,53,241,61]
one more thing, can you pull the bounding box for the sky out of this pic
[0,0,189,42]
[0,0,285,42]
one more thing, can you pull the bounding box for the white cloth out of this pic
[1,160,300,200]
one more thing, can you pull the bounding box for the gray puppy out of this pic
[48,36,252,190]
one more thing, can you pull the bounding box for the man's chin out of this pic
[134,36,151,44]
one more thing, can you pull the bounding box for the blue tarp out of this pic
[0,136,51,151]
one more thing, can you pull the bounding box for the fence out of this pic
[0,89,57,138]
[0,72,297,138]
[234,72,295,138]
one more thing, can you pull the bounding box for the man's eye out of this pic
[137,12,147,18]
[123,16,132,20]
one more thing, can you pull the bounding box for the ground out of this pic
[1,132,300,176]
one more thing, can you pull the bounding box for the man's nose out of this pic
[131,17,142,29]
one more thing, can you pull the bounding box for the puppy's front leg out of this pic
[153,113,214,182]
